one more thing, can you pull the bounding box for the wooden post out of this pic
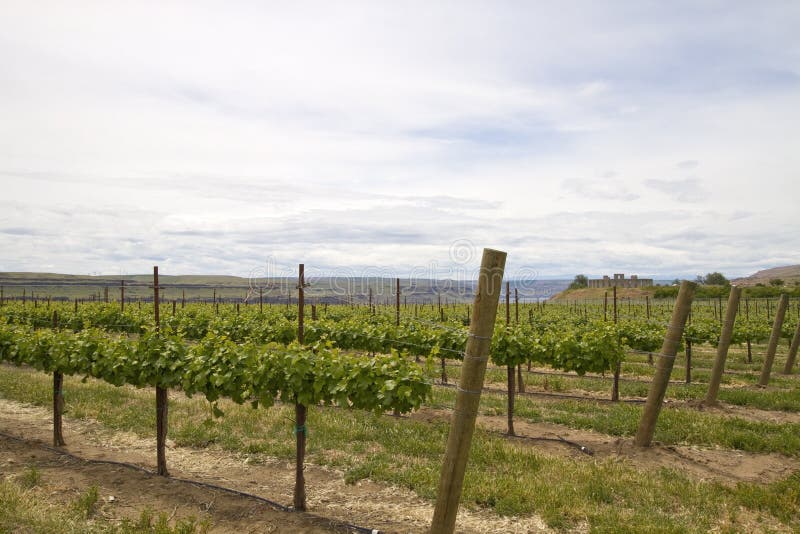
[52,310,66,446]
[781,318,800,374]
[120,280,125,312]
[294,263,307,511]
[634,281,696,447]
[153,266,169,477]
[369,287,373,315]
[396,278,401,327]
[513,288,524,393]
[705,286,742,405]
[758,294,789,387]
[259,287,263,313]
[431,248,506,534]
[685,337,692,384]
[504,281,515,435]
[611,285,621,401]
[603,291,607,321]
[182,289,186,308]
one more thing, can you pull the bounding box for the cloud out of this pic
[561,178,639,201]
[0,3,799,279]
[644,178,709,203]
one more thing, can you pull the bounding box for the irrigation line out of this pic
[0,430,381,534]
[435,381,646,405]
[441,361,694,387]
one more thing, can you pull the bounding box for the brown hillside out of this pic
[550,286,656,301]
[733,265,800,287]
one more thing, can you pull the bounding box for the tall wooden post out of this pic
[396,278,401,327]
[758,294,789,387]
[781,318,800,374]
[52,310,66,446]
[120,280,125,312]
[153,266,169,476]
[505,281,514,435]
[705,286,742,405]
[611,285,621,401]
[294,263,307,511]
[431,248,506,534]
[634,281,696,447]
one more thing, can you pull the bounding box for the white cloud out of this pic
[1,1,799,279]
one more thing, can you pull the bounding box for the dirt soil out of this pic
[0,399,551,534]
[411,408,799,486]
[2,396,797,534]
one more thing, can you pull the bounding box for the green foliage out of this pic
[698,272,730,285]
[0,323,433,418]
[568,274,588,290]
[71,485,99,518]
[17,466,41,489]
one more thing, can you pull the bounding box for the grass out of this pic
[0,475,209,533]
[430,386,800,456]
[0,364,799,531]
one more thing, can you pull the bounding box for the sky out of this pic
[1,1,799,281]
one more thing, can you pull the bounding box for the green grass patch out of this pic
[1,365,799,531]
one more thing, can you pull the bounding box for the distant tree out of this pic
[700,272,729,286]
[569,274,588,290]
[769,278,784,287]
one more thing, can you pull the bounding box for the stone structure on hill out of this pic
[587,273,653,289]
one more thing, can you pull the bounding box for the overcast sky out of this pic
[1,1,799,280]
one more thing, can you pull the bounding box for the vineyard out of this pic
[1,269,800,532]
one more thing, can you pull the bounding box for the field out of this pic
[1,289,800,533]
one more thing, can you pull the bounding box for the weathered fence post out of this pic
[52,310,66,446]
[611,285,621,401]
[294,263,308,511]
[396,278,401,327]
[705,286,742,405]
[505,281,515,435]
[153,266,169,476]
[758,294,789,387]
[781,318,800,374]
[634,281,696,447]
[430,248,506,534]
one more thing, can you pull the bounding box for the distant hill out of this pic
[733,265,800,287]
[0,272,568,304]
